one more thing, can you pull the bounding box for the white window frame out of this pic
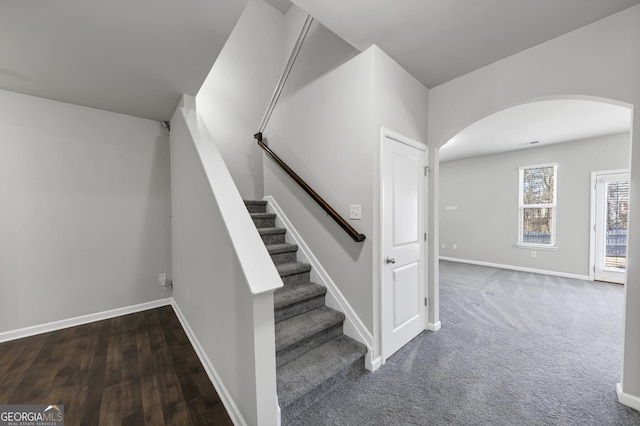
[518,163,557,248]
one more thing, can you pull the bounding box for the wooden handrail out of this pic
[254,132,366,243]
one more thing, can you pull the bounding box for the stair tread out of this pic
[275,306,344,351]
[243,200,267,205]
[276,262,312,277]
[258,227,286,235]
[274,282,326,310]
[277,335,367,408]
[267,243,298,255]
[250,212,276,219]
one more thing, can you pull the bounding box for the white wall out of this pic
[428,4,640,404]
[265,44,375,328]
[264,42,428,359]
[283,5,308,62]
[280,7,359,99]
[440,133,630,277]
[0,89,171,333]
[196,0,285,200]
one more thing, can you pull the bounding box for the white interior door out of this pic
[594,172,629,284]
[381,131,427,361]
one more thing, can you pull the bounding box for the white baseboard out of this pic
[0,298,173,343]
[428,321,442,332]
[171,300,247,426]
[617,383,640,412]
[439,257,591,281]
[264,196,377,371]
[276,403,282,426]
[367,356,383,372]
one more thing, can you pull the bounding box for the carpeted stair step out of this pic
[250,212,276,228]
[242,199,368,425]
[276,262,312,286]
[267,243,299,265]
[277,335,367,425]
[244,200,267,214]
[258,227,287,245]
[275,306,345,367]
[274,282,327,323]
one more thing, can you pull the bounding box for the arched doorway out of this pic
[433,96,635,421]
[438,98,632,278]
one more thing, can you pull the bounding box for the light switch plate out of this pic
[349,205,361,220]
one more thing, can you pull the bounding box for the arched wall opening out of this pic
[434,96,633,415]
[438,96,632,277]
[424,3,640,409]
[434,95,640,409]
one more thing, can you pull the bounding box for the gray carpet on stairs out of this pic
[244,200,367,424]
[290,260,640,425]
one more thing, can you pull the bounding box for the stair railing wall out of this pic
[171,97,281,425]
[254,15,366,243]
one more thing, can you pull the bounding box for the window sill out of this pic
[516,243,557,251]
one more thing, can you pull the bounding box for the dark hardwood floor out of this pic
[0,306,233,425]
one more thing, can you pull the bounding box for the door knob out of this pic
[385,257,396,264]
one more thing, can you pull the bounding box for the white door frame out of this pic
[379,127,428,363]
[589,169,629,282]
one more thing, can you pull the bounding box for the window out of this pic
[519,164,557,247]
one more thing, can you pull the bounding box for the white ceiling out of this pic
[2,0,638,128]
[290,0,638,162]
[0,0,246,121]
[290,0,640,89]
[265,0,293,14]
[439,100,632,163]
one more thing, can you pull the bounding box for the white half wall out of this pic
[440,133,630,277]
[195,0,285,200]
[0,89,171,333]
[170,100,279,426]
[428,4,640,406]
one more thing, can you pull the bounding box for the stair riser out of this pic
[253,217,276,228]
[245,203,267,214]
[275,296,325,323]
[270,251,297,265]
[281,355,365,425]
[277,324,343,368]
[281,271,311,286]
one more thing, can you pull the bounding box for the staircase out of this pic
[244,200,367,424]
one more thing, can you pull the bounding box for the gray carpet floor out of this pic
[290,260,640,425]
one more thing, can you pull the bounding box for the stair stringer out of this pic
[263,196,379,371]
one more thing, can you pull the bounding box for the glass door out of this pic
[594,172,629,284]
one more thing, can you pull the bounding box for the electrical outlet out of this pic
[452,243,457,250]
[441,243,446,249]
[349,205,361,220]
[159,273,166,287]
[531,251,537,258]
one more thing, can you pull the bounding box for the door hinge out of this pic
[424,297,428,306]
[424,166,430,176]
[424,232,427,242]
